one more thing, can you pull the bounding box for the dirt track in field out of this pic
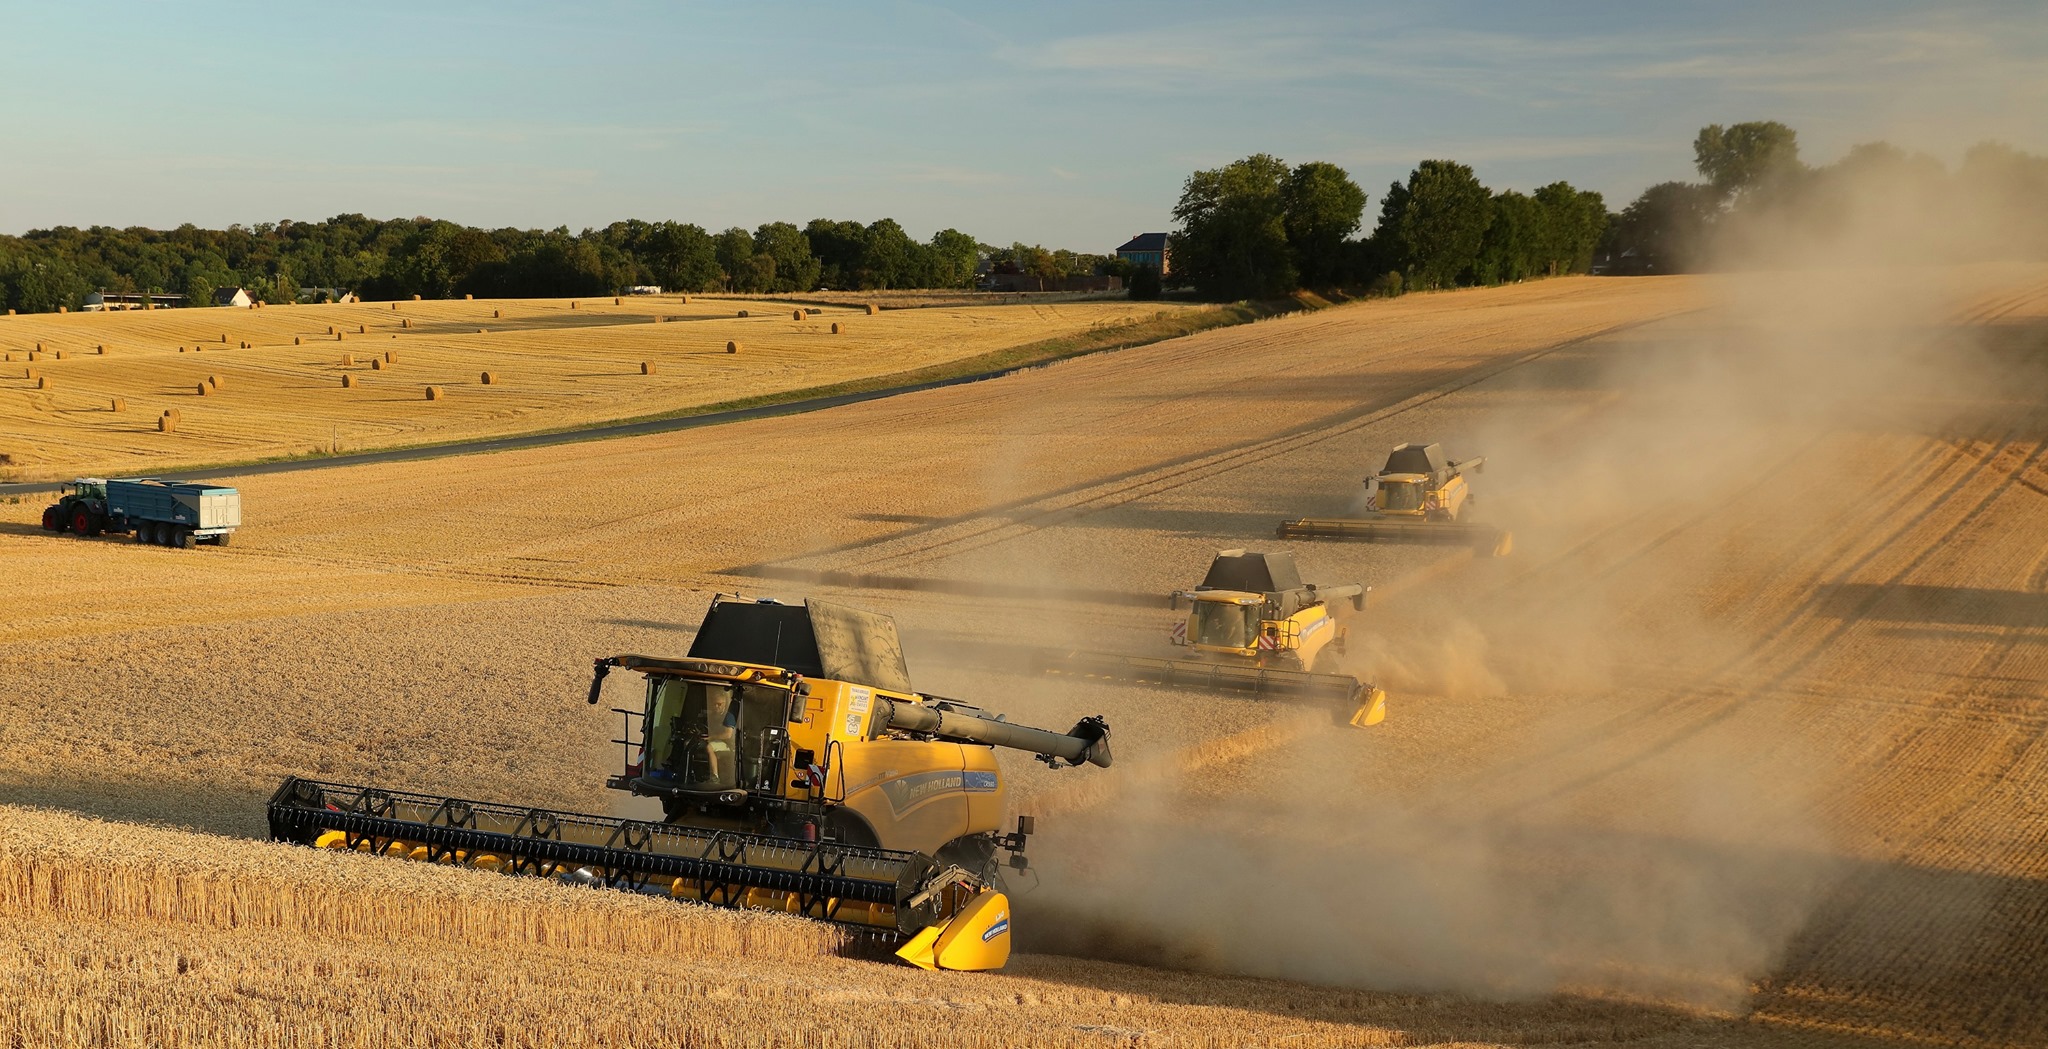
[3,269,2046,1046]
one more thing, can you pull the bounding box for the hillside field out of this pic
[3,269,2046,1047]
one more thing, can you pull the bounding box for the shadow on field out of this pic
[0,778,272,839]
[0,521,61,538]
[733,565,1166,608]
[1815,582,2048,627]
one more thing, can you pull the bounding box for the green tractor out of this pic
[41,478,110,537]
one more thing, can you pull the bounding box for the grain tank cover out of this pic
[1382,443,1448,477]
[685,597,914,693]
[1200,551,1303,595]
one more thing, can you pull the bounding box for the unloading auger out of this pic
[268,595,1111,972]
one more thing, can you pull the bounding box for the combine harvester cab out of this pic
[269,596,1110,972]
[1043,551,1389,727]
[1276,442,1511,556]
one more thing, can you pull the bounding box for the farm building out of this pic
[1115,233,1171,276]
[212,287,255,309]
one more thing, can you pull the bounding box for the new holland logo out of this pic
[982,911,1010,942]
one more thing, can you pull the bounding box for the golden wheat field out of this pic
[0,292,1210,478]
[3,269,2047,1047]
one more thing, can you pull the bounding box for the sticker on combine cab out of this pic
[879,770,966,816]
[963,770,998,792]
[982,911,1009,942]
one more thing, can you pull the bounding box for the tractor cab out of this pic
[1372,473,1431,514]
[65,478,109,501]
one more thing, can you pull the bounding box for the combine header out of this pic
[1040,551,1388,727]
[1277,442,1511,556]
[270,596,1110,972]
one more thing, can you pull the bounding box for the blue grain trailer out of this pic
[41,477,241,548]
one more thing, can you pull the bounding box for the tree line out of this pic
[0,215,1115,314]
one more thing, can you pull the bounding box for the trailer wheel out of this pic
[152,523,171,547]
[212,531,232,547]
[132,524,150,544]
[175,529,195,550]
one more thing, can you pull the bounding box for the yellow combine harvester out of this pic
[1277,442,1512,556]
[269,596,1110,972]
[1042,550,1388,727]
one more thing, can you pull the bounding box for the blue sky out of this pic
[1,1,2043,250]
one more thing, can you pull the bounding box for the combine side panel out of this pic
[266,778,959,934]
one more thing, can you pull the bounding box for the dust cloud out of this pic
[1015,146,2040,1009]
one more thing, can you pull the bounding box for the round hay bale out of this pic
[792,309,804,321]
[97,344,106,354]
[294,336,302,346]
[831,322,846,335]
[163,408,181,421]
[679,294,689,304]
[5,309,12,316]
[158,415,175,432]
[425,386,444,401]
[341,374,356,388]
[570,301,578,309]
[110,397,125,412]
[737,309,749,318]
[196,382,212,396]
[640,361,657,375]
[385,351,397,363]
[57,307,66,314]
[23,367,37,379]
[37,376,51,390]
[726,340,740,354]
[411,294,421,301]
[402,319,411,328]
[327,326,336,335]
[336,332,344,341]
[613,296,622,305]
[341,353,354,366]
[480,371,496,385]
[54,350,65,360]
[464,293,473,300]
[178,346,189,354]
[208,375,226,390]
[371,358,386,371]
[392,302,400,310]
[476,328,487,334]
[492,309,500,319]
[220,334,228,343]
[357,325,366,334]
[865,303,880,316]
[240,341,251,349]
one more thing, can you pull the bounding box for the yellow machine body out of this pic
[1180,590,1346,673]
[896,890,1013,971]
[1372,470,1473,522]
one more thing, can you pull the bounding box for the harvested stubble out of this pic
[640,361,657,375]
[425,386,444,401]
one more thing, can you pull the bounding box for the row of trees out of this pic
[0,215,1101,313]
[1602,122,2048,270]
[1168,154,1608,299]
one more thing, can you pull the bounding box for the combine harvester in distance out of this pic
[1040,550,1389,727]
[269,596,1110,972]
[1277,442,1511,556]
